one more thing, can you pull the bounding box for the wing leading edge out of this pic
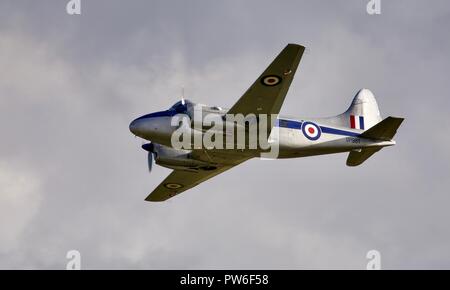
[227,43,305,134]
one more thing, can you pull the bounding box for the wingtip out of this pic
[145,191,178,202]
[145,195,167,202]
[286,43,306,50]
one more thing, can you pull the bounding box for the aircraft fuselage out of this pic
[129,103,394,161]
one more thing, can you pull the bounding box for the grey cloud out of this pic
[0,0,450,269]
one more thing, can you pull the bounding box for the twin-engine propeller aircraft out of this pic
[129,44,404,202]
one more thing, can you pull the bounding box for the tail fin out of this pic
[346,116,404,166]
[331,88,382,130]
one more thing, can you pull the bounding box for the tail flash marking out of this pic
[350,115,356,129]
[350,115,364,130]
[359,116,365,130]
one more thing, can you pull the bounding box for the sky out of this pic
[0,0,450,269]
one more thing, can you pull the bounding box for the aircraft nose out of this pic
[129,118,145,136]
[129,113,173,141]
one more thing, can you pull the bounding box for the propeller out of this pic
[142,143,155,173]
[147,151,153,172]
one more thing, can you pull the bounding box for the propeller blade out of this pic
[147,152,153,172]
[142,143,155,173]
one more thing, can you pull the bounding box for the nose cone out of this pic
[129,118,145,136]
[129,112,175,143]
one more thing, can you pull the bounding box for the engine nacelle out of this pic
[152,144,216,171]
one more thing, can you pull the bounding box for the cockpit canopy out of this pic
[169,100,192,113]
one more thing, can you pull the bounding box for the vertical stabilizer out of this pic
[331,89,382,130]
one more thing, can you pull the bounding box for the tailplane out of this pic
[346,147,382,167]
[359,116,404,141]
[347,116,404,166]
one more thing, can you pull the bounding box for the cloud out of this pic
[1,0,450,269]
[0,162,41,253]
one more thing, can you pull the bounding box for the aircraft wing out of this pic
[145,159,249,202]
[227,43,305,133]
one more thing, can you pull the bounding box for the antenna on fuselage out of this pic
[181,87,185,105]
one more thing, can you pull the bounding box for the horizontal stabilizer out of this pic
[359,116,404,141]
[346,148,381,167]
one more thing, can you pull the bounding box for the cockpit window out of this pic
[169,100,190,113]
